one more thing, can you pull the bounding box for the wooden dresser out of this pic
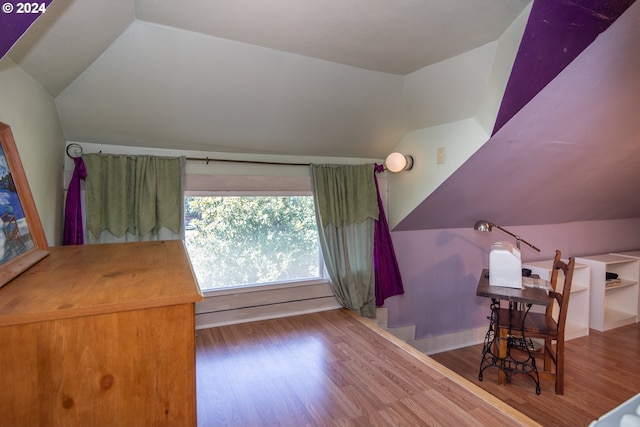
[0,240,203,427]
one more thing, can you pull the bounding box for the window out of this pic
[184,194,324,291]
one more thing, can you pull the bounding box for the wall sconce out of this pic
[385,152,413,173]
[473,219,540,252]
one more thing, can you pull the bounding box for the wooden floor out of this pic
[195,309,537,426]
[430,323,640,426]
[196,310,639,426]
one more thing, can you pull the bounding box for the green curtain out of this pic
[83,153,185,243]
[311,164,379,318]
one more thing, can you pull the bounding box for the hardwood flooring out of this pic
[195,309,536,427]
[196,310,639,426]
[430,323,640,426]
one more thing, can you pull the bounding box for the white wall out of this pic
[0,57,66,245]
[404,42,499,131]
[387,118,488,228]
[386,4,532,229]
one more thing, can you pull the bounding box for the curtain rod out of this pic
[66,143,310,166]
[66,144,385,169]
[185,156,310,166]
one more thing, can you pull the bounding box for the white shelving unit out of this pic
[575,254,639,332]
[522,259,590,340]
[609,250,640,320]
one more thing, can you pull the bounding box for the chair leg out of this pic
[544,338,552,371]
[555,339,564,395]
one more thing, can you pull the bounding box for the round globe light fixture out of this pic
[384,152,413,173]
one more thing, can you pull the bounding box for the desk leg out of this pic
[511,303,541,395]
[478,301,541,394]
[478,299,500,382]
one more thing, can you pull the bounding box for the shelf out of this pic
[604,279,637,290]
[582,253,637,264]
[565,321,590,341]
[610,250,640,259]
[572,283,589,293]
[575,254,639,333]
[603,307,637,330]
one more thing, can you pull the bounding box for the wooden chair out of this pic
[496,250,575,394]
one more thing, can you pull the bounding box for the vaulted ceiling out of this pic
[4,0,640,230]
[7,0,529,157]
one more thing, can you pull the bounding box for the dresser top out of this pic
[0,240,203,326]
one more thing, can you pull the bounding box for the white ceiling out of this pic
[7,0,529,158]
[133,0,528,75]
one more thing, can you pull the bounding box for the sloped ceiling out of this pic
[395,0,640,230]
[7,0,529,157]
[5,0,640,230]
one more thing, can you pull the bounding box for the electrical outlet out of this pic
[437,147,445,164]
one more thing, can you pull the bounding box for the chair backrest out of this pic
[546,250,575,336]
[547,250,563,293]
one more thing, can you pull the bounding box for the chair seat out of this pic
[496,307,558,338]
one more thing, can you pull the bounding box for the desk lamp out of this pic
[474,220,541,252]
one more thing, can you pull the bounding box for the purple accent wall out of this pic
[493,0,636,134]
[386,218,640,339]
[396,0,640,232]
[0,0,53,60]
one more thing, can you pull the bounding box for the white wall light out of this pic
[384,152,414,173]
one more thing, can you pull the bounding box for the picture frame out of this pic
[0,121,48,288]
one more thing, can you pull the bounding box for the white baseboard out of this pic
[386,325,416,342]
[384,321,587,356]
[195,280,341,329]
[195,299,341,329]
[409,326,487,355]
[375,306,388,328]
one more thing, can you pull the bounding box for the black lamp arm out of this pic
[493,224,541,252]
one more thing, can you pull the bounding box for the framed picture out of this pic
[0,121,48,288]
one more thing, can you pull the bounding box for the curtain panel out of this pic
[83,153,185,243]
[373,164,404,305]
[311,164,379,318]
[63,156,87,245]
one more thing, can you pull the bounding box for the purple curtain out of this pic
[63,157,87,245]
[373,164,404,306]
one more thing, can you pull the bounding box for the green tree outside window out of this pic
[184,196,321,289]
